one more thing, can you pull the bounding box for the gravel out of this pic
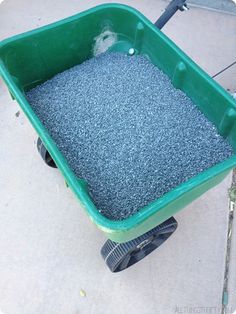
[26,52,234,220]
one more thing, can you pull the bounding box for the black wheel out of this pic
[37,138,57,168]
[101,217,177,272]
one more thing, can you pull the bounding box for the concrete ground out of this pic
[188,0,236,14]
[0,1,236,313]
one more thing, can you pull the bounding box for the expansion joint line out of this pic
[221,173,236,314]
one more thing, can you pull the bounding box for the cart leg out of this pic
[37,137,57,168]
[101,217,178,272]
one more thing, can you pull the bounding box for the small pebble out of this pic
[80,289,86,297]
[27,52,234,220]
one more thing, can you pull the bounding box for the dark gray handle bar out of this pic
[155,0,188,29]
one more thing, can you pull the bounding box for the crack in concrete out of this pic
[221,170,236,314]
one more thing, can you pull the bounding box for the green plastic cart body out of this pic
[0,4,236,243]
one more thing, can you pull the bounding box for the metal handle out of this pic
[155,0,189,30]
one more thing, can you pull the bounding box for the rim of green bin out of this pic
[0,3,236,241]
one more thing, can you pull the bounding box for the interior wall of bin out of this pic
[0,6,235,150]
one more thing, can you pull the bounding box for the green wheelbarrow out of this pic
[0,2,236,272]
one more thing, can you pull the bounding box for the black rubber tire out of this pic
[101,217,178,272]
[37,138,57,168]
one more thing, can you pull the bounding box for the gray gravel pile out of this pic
[27,52,233,220]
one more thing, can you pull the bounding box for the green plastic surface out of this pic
[1,4,236,243]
